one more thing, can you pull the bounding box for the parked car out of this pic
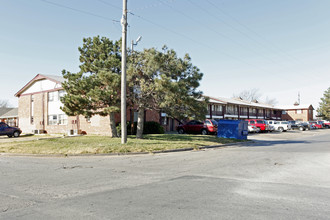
[0,122,22,138]
[309,121,322,129]
[266,121,275,132]
[245,119,269,132]
[299,122,311,130]
[308,121,318,129]
[289,121,307,131]
[248,124,258,133]
[177,119,218,135]
[323,121,330,128]
[316,121,325,128]
[267,120,291,132]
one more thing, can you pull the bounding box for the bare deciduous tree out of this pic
[233,89,277,106]
[0,100,9,108]
[233,88,261,102]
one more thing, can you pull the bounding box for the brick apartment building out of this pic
[279,103,314,121]
[15,74,171,135]
[205,96,283,121]
[15,74,313,135]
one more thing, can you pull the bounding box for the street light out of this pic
[129,36,142,135]
[131,36,142,51]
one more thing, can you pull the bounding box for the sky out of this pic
[1,0,330,112]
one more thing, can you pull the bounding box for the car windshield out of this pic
[281,121,288,124]
[256,120,264,124]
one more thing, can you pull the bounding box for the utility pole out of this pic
[121,0,128,144]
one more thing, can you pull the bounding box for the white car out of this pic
[248,124,258,133]
[267,121,291,132]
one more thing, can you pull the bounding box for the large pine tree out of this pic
[317,87,330,120]
[61,36,121,137]
[128,46,207,139]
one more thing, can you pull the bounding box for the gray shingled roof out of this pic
[0,108,18,118]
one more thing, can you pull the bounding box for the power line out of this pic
[157,0,282,67]
[95,0,122,10]
[40,0,120,22]
[130,0,176,11]
[129,12,279,75]
[203,0,301,63]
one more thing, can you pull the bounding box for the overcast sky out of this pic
[1,0,329,111]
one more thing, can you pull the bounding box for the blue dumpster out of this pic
[217,120,248,140]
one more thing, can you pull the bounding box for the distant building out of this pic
[0,108,18,127]
[205,96,282,120]
[278,103,314,121]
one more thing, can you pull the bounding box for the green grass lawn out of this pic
[0,134,246,155]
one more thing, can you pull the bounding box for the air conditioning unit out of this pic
[68,129,74,136]
[67,129,82,136]
[33,129,44,134]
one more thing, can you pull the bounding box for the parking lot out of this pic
[248,128,329,141]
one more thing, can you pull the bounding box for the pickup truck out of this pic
[267,120,291,132]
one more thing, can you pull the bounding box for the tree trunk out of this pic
[136,108,145,139]
[109,112,118,137]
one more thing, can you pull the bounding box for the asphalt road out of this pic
[1,130,330,219]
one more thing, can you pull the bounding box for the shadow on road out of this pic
[238,139,311,147]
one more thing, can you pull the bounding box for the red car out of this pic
[177,119,218,135]
[323,121,330,128]
[309,121,322,129]
[245,119,269,132]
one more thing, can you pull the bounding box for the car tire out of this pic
[13,131,20,138]
[178,129,184,134]
[278,127,284,132]
[201,129,208,135]
[299,127,304,131]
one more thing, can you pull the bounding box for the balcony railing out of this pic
[211,111,223,116]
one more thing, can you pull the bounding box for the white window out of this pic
[48,115,58,125]
[58,90,66,99]
[282,111,287,115]
[48,92,55,102]
[48,114,68,125]
[58,114,68,125]
[296,110,302,114]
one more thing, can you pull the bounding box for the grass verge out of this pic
[0,134,246,155]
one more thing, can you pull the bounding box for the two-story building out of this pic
[15,74,164,135]
[279,103,314,121]
[205,96,282,121]
[16,74,313,135]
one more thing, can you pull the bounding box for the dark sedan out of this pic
[0,122,22,138]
